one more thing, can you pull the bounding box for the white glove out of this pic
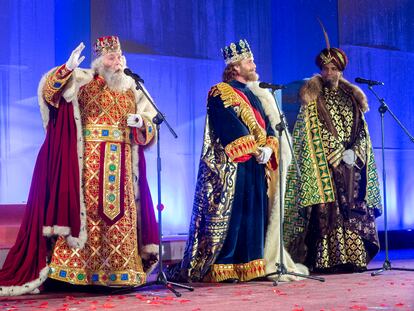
[127,114,144,128]
[65,42,86,71]
[256,146,273,164]
[342,149,356,166]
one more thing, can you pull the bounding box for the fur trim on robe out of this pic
[0,67,158,296]
[299,74,369,113]
[248,82,309,280]
[39,67,158,257]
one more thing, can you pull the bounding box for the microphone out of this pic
[124,68,144,83]
[259,81,286,90]
[355,77,384,86]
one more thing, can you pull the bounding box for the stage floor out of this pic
[1,250,413,311]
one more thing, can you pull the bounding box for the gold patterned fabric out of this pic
[172,81,275,282]
[206,259,265,282]
[224,134,258,161]
[315,227,367,270]
[132,116,155,145]
[321,87,359,167]
[265,136,279,171]
[43,65,72,108]
[48,76,146,286]
[177,116,238,281]
[215,82,267,147]
[284,99,336,209]
[83,125,131,143]
[284,77,382,272]
[304,196,378,272]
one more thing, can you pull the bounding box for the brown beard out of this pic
[246,71,259,82]
[240,67,259,82]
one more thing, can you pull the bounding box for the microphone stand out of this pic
[125,75,194,296]
[365,85,414,276]
[264,88,325,285]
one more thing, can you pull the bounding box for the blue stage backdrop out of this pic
[91,0,275,235]
[0,0,413,234]
[338,0,414,230]
[0,0,56,204]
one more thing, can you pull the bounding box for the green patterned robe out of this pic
[284,75,382,272]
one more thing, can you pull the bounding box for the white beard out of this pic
[91,57,133,92]
[100,67,133,92]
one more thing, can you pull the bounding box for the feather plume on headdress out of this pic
[317,18,332,62]
[315,18,348,71]
[317,18,331,51]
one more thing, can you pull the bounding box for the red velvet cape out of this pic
[0,99,158,294]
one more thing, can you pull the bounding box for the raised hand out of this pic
[65,42,86,71]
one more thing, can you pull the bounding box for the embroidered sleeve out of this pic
[208,89,257,163]
[42,64,73,108]
[215,83,267,146]
[319,122,345,168]
[224,135,258,162]
[264,136,279,171]
[131,116,155,146]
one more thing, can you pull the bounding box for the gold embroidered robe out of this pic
[43,66,156,286]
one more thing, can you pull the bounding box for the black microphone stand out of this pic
[264,88,325,285]
[365,84,414,276]
[125,74,194,296]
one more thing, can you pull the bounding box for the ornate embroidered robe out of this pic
[169,80,308,282]
[0,64,158,295]
[45,67,157,286]
[284,75,382,272]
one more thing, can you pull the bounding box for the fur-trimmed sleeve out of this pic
[42,65,73,108]
[131,83,158,147]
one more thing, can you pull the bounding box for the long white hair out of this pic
[91,55,134,92]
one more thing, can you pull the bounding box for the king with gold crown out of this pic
[166,39,308,283]
[0,37,159,295]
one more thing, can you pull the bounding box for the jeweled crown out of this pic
[93,36,121,57]
[221,39,253,65]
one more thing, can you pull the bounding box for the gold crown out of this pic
[93,36,121,57]
[221,39,253,65]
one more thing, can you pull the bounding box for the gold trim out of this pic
[305,100,335,202]
[320,52,333,65]
[48,265,146,286]
[206,259,266,282]
[224,135,258,162]
[327,146,345,167]
[326,146,344,162]
[83,125,131,143]
[335,52,345,66]
[43,65,73,108]
[265,136,279,170]
[132,116,155,145]
[215,82,267,146]
[102,142,122,221]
